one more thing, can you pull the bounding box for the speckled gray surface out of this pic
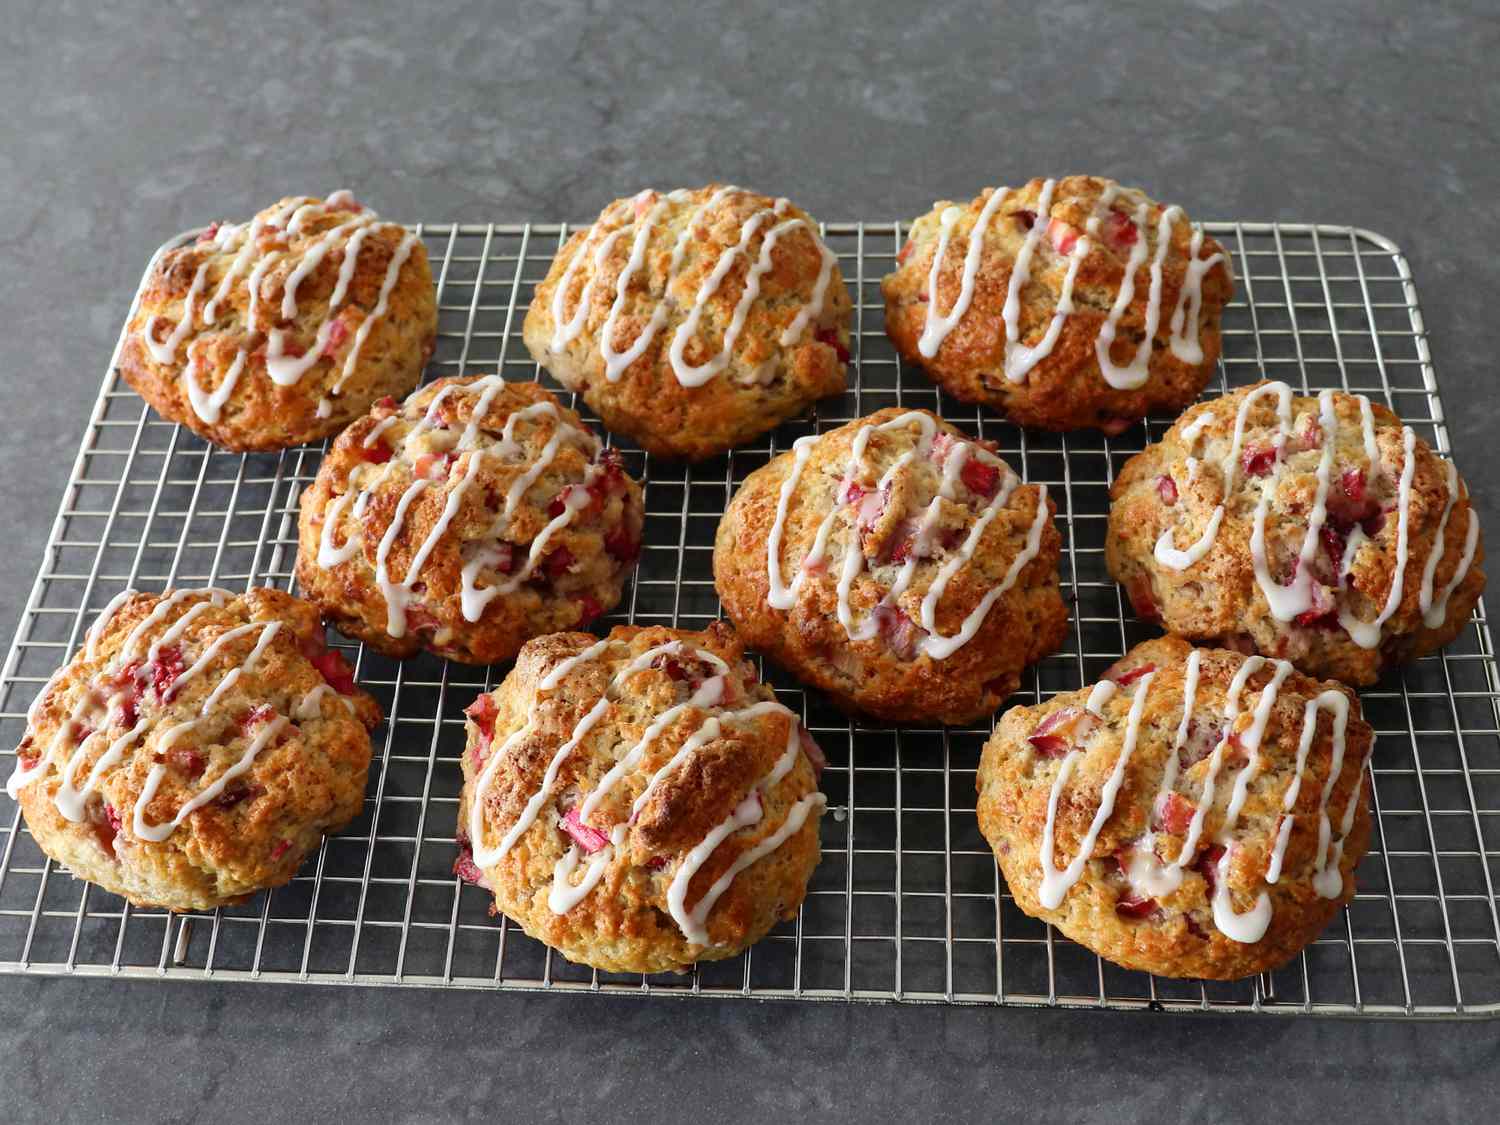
[2,0,1499,1120]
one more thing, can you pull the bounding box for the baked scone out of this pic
[121,191,437,451]
[713,408,1067,724]
[5,587,380,911]
[521,184,851,460]
[296,376,644,665]
[454,623,827,973]
[882,176,1232,433]
[977,637,1373,979]
[1107,380,1485,685]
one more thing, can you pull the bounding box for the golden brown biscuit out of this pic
[1107,381,1484,684]
[713,408,1067,724]
[522,185,850,460]
[6,587,379,911]
[121,191,437,450]
[295,376,644,665]
[977,637,1372,980]
[883,175,1232,433]
[454,623,826,973]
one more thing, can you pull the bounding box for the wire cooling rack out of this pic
[0,217,1495,1019]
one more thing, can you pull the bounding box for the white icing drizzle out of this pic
[465,639,822,943]
[549,187,838,385]
[1168,225,1228,364]
[1251,389,1337,621]
[182,344,247,425]
[600,196,672,381]
[1153,381,1292,570]
[1094,201,1170,390]
[1154,382,1462,650]
[317,386,598,636]
[143,261,212,363]
[917,188,1009,358]
[141,192,418,413]
[668,791,826,947]
[1339,426,1417,648]
[1419,459,1481,628]
[85,589,139,661]
[667,200,789,387]
[6,586,302,846]
[294,683,357,721]
[915,179,1224,388]
[1038,671,1155,909]
[763,412,1046,660]
[1046,652,1368,945]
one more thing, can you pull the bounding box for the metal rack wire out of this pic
[0,217,1495,1017]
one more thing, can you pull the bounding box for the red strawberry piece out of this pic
[1102,210,1138,250]
[590,447,627,497]
[1124,577,1160,622]
[797,723,827,777]
[464,692,498,740]
[88,803,119,858]
[1014,209,1037,230]
[855,488,887,530]
[653,654,690,681]
[840,479,866,506]
[1115,891,1158,919]
[547,492,568,519]
[320,317,351,358]
[896,240,914,265]
[270,839,292,861]
[940,526,968,552]
[1295,417,1324,452]
[872,603,927,661]
[1341,467,1365,502]
[1028,706,1098,758]
[1100,416,1135,437]
[561,806,610,854]
[1109,661,1156,687]
[1241,446,1277,477]
[1363,507,1389,537]
[168,746,207,779]
[150,644,185,700]
[16,745,39,771]
[1156,475,1178,505]
[1154,791,1197,835]
[575,595,604,626]
[1185,914,1210,939]
[361,441,393,464]
[604,523,640,562]
[196,222,222,244]
[1046,217,1079,255]
[814,327,850,364]
[960,458,1000,500]
[1026,733,1070,758]
[928,431,959,465]
[238,704,277,734]
[1179,720,1224,768]
[414,452,455,481]
[215,783,263,810]
[376,395,397,412]
[1295,580,1341,629]
[544,545,575,579]
[302,639,359,696]
[1196,844,1228,894]
[889,537,912,565]
[452,834,491,889]
[1320,523,1349,578]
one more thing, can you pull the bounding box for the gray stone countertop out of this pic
[1,1,1498,1120]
